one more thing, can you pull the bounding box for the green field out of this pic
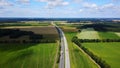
[82,42,120,68]
[77,28,100,39]
[65,32,98,68]
[0,43,58,68]
[0,22,50,27]
[115,33,120,37]
[98,32,120,39]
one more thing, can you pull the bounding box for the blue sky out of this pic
[0,0,120,18]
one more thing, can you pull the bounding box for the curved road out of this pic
[52,22,70,68]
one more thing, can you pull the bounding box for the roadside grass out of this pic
[77,28,100,39]
[99,32,120,39]
[0,43,58,68]
[82,42,120,68]
[65,32,98,68]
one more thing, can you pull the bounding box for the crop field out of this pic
[19,26,58,35]
[0,43,58,68]
[82,42,120,68]
[20,26,59,40]
[0,26,59,43]
[115,33,120,37]
[60,26,78,32]
[65,32,98,68]
[0,22,51,27]
[77,28,100,39]
[98,32,120,39]
[56,23,78,27]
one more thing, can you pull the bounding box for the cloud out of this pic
[37,0,69,8]
[74,0,83,3]
[101,3,114,9]
[16,0,30,4]
[79,9,83,12]
[79,2,120,17]
[0,7,42,17]
[0,0,13,8]
[83,3,117,10]
[112,0,120,2]
[0,0,120,17]
[83,3,98,9]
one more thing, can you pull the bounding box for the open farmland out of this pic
[77,28,100,39]
[19,26,59,40]
[60,26,78,32]
[0,22,51,27]
[0,26,59,43]
[0,43,58,68]
[98,32,120,39]
[65,32,98,68]
[56,23,78,32]
[82,42,120,68]
[115,33,120,37]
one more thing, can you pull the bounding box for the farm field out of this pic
[77,28,100,39]
[82,42,120,68]
[65,32,98,68]
[115,33,120,37]
[0,43,58,68]
[0,22,51,27]
[0,26,59,43]
[98,32,120,39]
[57,23,78,32]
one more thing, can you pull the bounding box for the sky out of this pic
[0,0,120,18]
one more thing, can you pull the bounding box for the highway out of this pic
[52,22,70,68]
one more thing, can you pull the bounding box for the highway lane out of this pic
[59,29,65,68]
[52,22,70,68]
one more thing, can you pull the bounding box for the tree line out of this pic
[78,39,120,43]
[0,39,56,44]
[72,36,110,68]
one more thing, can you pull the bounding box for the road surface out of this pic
[52,22,70,68]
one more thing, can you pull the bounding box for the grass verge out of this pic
[65,32,98,68]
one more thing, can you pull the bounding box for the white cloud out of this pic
[74,0,83,3]
[83,3,118,11]
[0,0,13,8]
[37,0,69,8]
[0,7,42,17]
[79,9,83,12]
[101,3,114,9]
[17,0,30,4]
[83,3,98,9]
[62,2,69,5]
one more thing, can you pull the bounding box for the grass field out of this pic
[77,28,100,39]
[82,42,120,68]
[0,22,50,27]
[115,33,120,37]
[65,32,98,68]
[98,32,120,39]
[0,43,58,68]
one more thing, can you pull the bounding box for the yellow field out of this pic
[77,28,100,39]
[115,33,120,37]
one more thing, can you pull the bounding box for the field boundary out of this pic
[73,43,101,68]
[53,41,59,68]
